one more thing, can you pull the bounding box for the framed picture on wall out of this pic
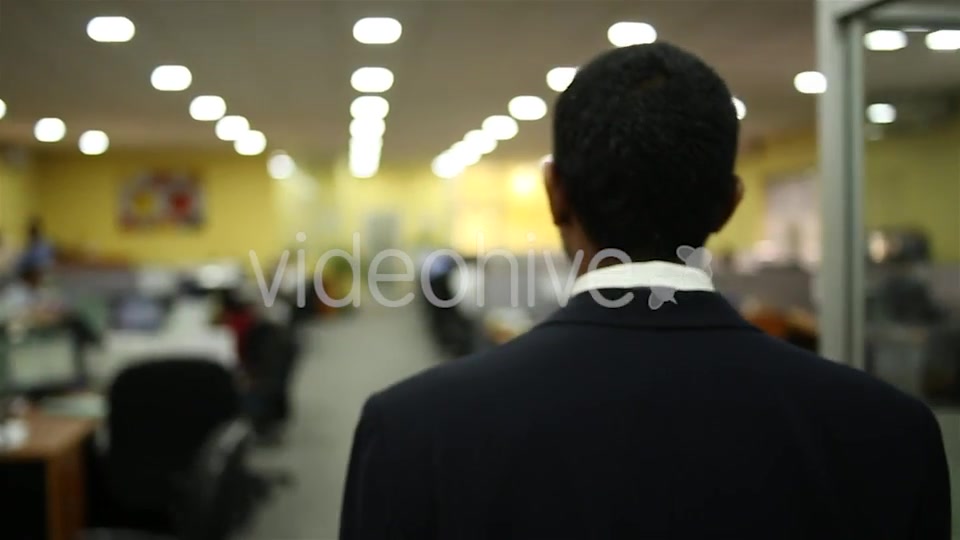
[118,171,205,230]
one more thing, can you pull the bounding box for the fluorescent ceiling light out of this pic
[349,138,382,178]
[450,141,481,167]
[353,17,402,45]
[866,103,896,124]
[926,29,960,51]
[546,67,577,92]
[508,95,548,121]
[432,153,463,179]
[87,16,135,43]
[34,117,66,142]
[732,97,747,120]
[607,22,657,47]
[350,95,390,119]
[351,67,394,93]
[0,98,6,120]
[268,151,296,180]
[482,115,519,140]
[234,130,267,156]
[349,117,386,138]
[215,115,249,141]
[864,29,907,51]
[78,130,109,155]
[151,65,191,91]
[463,129,497,155]
[189,95,226,121]
[793,71,827,94]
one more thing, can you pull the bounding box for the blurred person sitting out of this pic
[341,43,949,539]
[0,260,65,326]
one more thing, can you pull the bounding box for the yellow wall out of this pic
[0,150,38,249]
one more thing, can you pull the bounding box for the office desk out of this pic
[0,413,98,540]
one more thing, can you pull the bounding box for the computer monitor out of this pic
[109,294,170,332]
[1,325,86,396]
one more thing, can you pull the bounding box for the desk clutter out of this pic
[0,264,314,540]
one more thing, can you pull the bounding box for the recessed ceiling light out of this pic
[349,117,386,139]
[481,115,519,140]
[450,141,481,167]
[349,138,382,178]
[215,115,249,141]
[607,21,657,47]
[546,67,577,92]
[926,29,960,51]
[793,71,827,94]
[268,151,296,180]
[34,118,66,143]
[508,96,548,121]
[866,103,896,124]
[0,98,6,120]
[78,130,109,155]
[350,96,390,119]
[351,67,394,93]
[432,153,463,179]
[234,130,267,156]
[151,65,192,91]
[732,97,747,120]
[87,16,135,43]
[353,17,402,45]
[864,29,907,51]
[463,129,497,155]
[189,95,226,121]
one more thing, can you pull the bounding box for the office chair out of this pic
[242,320,298,437]
[104,359,240,533]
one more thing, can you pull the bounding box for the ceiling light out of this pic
[732,97,747,120]
[432,153,463,179]
[607,22,657,47]
[864,29,907,51]
[34,118,66,143]
[350,96,390,119]
[353,17,402,45]
[482,115,519,140]
[350,117,386,138]
[508,96,548,121]
[463,129,497,154]
[151,65,192,91]
[234,129,267,156]
[546,67,577,92]
[866,103,896,124]
[349,138,382,178]
[351,67,394,93]
[926,29,960,51]
[189,95,226,121]
[267,151,295,180]
[450,141,481,167]
[78,130,109,155]
[215,115,249,141]
[86,16,135,43]
[793,71,827,94]
[0,98,6,120]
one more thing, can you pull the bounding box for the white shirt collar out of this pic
[571,261,714,296]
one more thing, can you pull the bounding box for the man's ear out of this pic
[712,175,744,233]
[543,158,572,226]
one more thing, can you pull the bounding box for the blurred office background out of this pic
[0,0,958,539]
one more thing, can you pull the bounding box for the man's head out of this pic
[545,43,743,265]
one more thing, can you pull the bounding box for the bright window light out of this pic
[189,95,226,121]
[351,67,394,93]
[482,115,519,140]
[864,29,907,51]
[215,115,249,141]
[34,118,66,143]
[353,17,402,45]
[234,130,267,156]
[87,16,135,43]
[463,129,497,155]
[0,98,6,120]
[78,130,109,155]
[350,96,390,119]
[512,171,538,196]
[607,22,657,47]
[546,67,577,92]
[793,71,827,94]
[268,151,296,180]
[732,97,747,120]
[350,117,386,138]
[926,29,960,51]
[151,65,192,91]
[508,96,548,121]
[432,153,464,179]
[867,103,897,124]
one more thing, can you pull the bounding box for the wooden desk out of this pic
[0,413,98,540]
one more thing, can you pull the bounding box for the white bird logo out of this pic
[647,245,713,311]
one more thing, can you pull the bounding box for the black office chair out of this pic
[104,359,240,533]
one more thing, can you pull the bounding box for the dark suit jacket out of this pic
[341,289,950,539]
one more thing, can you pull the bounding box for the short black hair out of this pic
[552,42,740,261]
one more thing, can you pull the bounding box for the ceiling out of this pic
[0,0,957,168]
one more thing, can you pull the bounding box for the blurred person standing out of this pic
[16,217,55,273]
[341,43,950,539]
